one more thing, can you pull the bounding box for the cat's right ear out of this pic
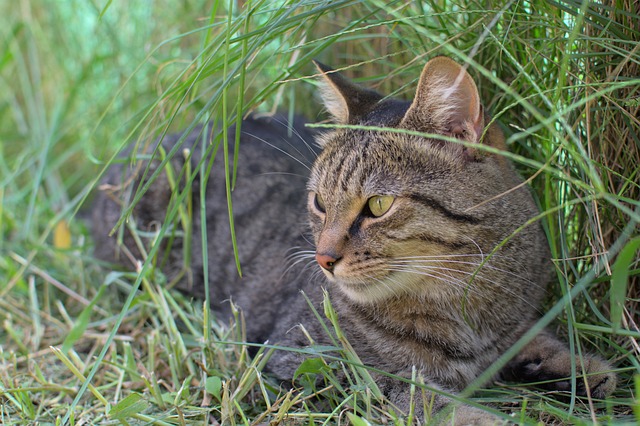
[313,60,383,124]
[401,56,484,144]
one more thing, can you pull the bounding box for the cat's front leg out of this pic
[374,373,506,425]
[502,330,616,398]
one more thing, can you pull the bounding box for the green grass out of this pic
[1,0,639,424]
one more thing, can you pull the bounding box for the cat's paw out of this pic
[516,350,616,398]
[504,331,616,399]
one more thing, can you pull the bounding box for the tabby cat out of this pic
[93,57,616,424]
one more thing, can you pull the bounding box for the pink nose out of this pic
[315,252,341,272]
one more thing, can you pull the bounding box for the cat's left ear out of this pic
[313,60,383,125]
[401,57,484,144]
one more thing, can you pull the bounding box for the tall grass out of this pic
[0,0,638,424]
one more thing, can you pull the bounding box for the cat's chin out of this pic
[335,282,393,305]
[333,271,436,305]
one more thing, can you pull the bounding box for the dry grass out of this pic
[0,1,638,424]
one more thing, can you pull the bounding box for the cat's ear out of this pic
[313,60,383,124]
[401,57,484,144]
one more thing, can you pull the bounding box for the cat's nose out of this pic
[316,252,341,272]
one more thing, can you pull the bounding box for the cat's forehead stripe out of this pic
[319,135,367,194]
[320,130,401,195]
[337,140,369,193]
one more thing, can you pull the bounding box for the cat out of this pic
[93,56,616,424]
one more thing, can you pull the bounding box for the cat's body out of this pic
[93,57,615,424]
[92,115,319,344]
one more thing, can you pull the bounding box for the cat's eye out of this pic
[314,193,326,213]
[367,195,395,217]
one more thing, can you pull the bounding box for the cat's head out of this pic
[308,57,542,305]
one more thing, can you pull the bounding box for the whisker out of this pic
[386,267,479,292]
[243,131,311,171]
[393,258,542,289]
[395,253,501,260]
[387,265,542,313]
[366,273,402,299]
[284,253,315,268]
[385,267,513,308]
[282,256,317,281]
[268,115,318,162]
[300,233,316,247]
[258,171,309,179]
[285,248,315,259]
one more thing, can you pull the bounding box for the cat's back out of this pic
[92,114,318,334]
[193,115,320,334]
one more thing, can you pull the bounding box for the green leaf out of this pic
[110,393,149,420]
[305,345,339,355]
[0,23,23,72]
[98,0,114,19]
[293,357,327,380]
[104,271,128,285]
[123,342,143,382]
[17,390,35,419]
[634,374,640,424]
[610,237,640,330]
[62,284,107,353]
[347,413,372,426]
[205,376,222,400]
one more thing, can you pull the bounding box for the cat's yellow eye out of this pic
[314,193,326,213]
[367,195,395,217]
